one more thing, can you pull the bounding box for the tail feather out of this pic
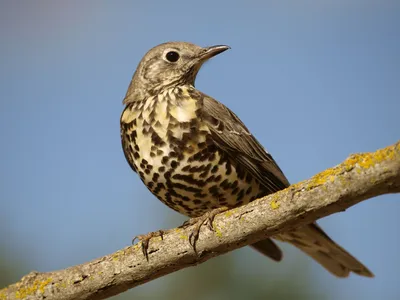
[251,238,283,262]
[275,223,373,278]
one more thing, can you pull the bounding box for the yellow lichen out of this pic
[132,243,141,251]
[179,234,189,240]
[0,290,7,300]
[307,167,342,190]
[306,142,399,190]
[15,278,52,299]
[270,200,280,209]
[224,210,234,218]
[174,228,189,240]
[112,249,125,261]
[214,226,223,238]
[344,143,398,171]
[55,281,67,289]
[338,176,348,186]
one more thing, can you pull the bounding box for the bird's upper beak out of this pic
[198,45,230,62]
[187,45,230,81]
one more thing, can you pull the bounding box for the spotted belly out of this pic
[135,139,265,217]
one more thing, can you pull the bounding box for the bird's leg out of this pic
[183,206,229,252]
[132,230,165,261]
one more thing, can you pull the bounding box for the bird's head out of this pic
[123,41,230,104]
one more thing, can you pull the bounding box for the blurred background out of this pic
[0,1,399,299]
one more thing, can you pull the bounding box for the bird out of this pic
[120,41,373,278]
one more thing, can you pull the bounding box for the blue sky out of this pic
[0,1,399,299]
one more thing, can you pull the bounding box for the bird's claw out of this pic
[183,207,228,252]
[132,230,164,261]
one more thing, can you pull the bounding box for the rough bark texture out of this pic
[1,141,399,300]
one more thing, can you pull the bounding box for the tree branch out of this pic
[2,141,400,300]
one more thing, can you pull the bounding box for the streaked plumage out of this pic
[120,41,373,277]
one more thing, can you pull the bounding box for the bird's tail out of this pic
[276,223,373,277]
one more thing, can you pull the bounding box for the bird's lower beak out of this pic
[198,45,230,62]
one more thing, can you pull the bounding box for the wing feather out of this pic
[201,94,289,193]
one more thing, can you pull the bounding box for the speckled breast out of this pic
[121,87,265,217]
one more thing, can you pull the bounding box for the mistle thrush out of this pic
[120,42,373,277]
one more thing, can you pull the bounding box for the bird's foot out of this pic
[183,207,229,252]
[132,230,165,261]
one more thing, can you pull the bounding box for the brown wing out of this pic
[201,95,374,277]
[202,94,290,194]
[201,94,288,262]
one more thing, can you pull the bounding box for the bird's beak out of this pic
[198,45,230,62]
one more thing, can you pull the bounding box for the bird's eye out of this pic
[165,51,180,62]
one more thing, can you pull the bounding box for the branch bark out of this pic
[2,141,400,300]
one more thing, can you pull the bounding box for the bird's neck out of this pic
[120,84,208,162]
[121,85,203,126]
